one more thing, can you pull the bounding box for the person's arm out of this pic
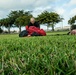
[38,23,40,28]
[28,22,31,28]
[36,22,40,28]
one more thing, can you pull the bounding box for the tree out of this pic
[68,15,76,25]
[8,10,32,24]
[0,20,3,33]
[36,11,63,31]
[0,10,32,33]
[0,18,12,33]
[4,18,12,33]
[68,15,76,30]
[14,15,32,33]
[0,20,2,28]
[8,10,32,33]
[0,19,5,26]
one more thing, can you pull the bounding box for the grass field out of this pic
[47,31,69,35]
[0,32,76,75]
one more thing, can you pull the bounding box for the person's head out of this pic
[30,17,35,24]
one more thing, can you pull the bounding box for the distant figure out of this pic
[23,17,46,37]
[67,29,76,35]
[28,17,40,28]
[71,29,76,35]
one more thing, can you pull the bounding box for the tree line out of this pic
[0,10,76,33]
[0,10,32,33]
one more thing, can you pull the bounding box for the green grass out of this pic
[47,31,68,35]
[0,34,76,75]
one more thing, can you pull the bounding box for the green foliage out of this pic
[14,15,32,27]
[14,15,32,33]
[0,35,76,75]
[68,15,76,25]
[36,11,63,31]
[0,10,32,33]
[71,25,76,30]
[8,10,32,25]
[0,18,12,33]
[9,10,32,33]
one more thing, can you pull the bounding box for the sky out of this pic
[0,0,76,31]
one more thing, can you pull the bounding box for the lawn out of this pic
[47,31,69,35]
[0,33,76,75]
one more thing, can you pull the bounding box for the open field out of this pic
[0,31,69,38]
[47,31,69,35]
[0,33,76,75]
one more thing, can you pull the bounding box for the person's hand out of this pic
[28,35,31,37]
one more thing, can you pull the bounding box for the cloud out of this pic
[54,7,65,15]
[0,0,58,18]
[0,0,73,27]
[32,6,53,17]
[64,0,76,7]
[0,10,9,19]
[68,0,76,6]
[0,0,34,10]
[0,0,57,10]
[70,8,76,17]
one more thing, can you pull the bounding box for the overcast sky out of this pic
[0,0,76,30]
